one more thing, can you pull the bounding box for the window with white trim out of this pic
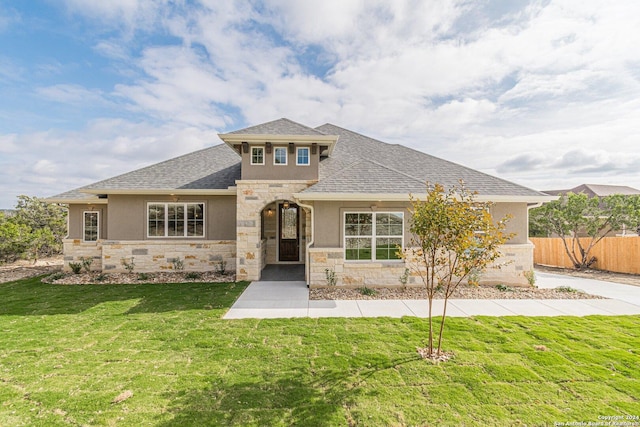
[344,212,403,260]
[83,211,99,242]
[251,147,264,165]
[274,147,287,165]
[296,147,310,165]
[148,203,204,238]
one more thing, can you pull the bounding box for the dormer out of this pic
[218,118,338,181]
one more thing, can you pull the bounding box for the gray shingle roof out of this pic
[228,118,327,136]
[308,123,545,197]
[544,184,640,197]
[49,118,547,201]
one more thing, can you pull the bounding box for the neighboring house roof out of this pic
[48,118,551,203]
[544,184,640,197]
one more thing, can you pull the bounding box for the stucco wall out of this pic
[67,204,108,240]
[313,200,530,247]
[106,195,236,241]
[240,144,319,181]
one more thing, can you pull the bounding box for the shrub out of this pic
[121,257,135,273]
[495,284,513,292]
[95,273,107,282]
[185,272,201,280]
[68,262,82,274]
[215,260,227,275]
[358,286,377,296]
[172,257,184,271]
[80,256,93,273]
[524,269,536,286]
[556,285,578,293]
[325,268,337,286]
[137,273,149,281]
[48,272,65,281]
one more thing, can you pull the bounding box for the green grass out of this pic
[1,276,639,426]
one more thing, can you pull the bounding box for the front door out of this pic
[279,203,299,262]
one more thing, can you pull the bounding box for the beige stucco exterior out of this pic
[240,144,319,181]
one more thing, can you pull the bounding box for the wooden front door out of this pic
[279,203,299,262]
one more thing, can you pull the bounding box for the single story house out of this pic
[47,118,553,286]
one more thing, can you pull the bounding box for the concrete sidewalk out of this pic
[223,272,640,319]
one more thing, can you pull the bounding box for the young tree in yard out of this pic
[529,193,640,269]
[403,182,512,359]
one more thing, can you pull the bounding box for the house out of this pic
[47,118,553,286]
[543,183,640,198]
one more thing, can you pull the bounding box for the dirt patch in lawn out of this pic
[0,256,63,283]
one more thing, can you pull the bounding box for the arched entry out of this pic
[261,200,305,264]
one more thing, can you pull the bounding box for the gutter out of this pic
[294,199,314,287]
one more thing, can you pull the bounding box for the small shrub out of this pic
[495,284,513,292]
[121,257,135,273]
[185,272,201,280]
[358,286,377,296]
[215,260,227,275]
[48,272,65,281]
[524,269,536,286]
[80,256,93,273]
[399,268,409,287]
[137,272,149,281]
[325,268,337,286]
[556,285,578,293]
[68,262,82,274]
[172,257,184,271]
[95,273,107,282]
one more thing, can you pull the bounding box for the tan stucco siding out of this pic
[313,201,412,247]
[240,144,319,180]
[313,200,529,247]
[106,195,237,241]
[67,204,108,240]
[490,202,528,244]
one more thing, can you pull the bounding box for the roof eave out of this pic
[218,133,339,156]
[80,188,237,196]
[45,197,108,205]
[294,192,558,203]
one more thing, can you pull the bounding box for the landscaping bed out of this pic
[43,271,236,285]
[310,284,606,300]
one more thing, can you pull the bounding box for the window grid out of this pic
[148,203,205,238]
[274,147,287,165]
[251,147,264,165]
[296,147,310,165]
[344,212,403,261]
[83,211,99,242]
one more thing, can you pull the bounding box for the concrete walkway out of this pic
[223,272,640,319]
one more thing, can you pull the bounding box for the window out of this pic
[251,147,264,165]
[274,147,287,165]
[297,147,310,165]
[83,211,99,242]
[344,212,403,261]
[148,203,204,238]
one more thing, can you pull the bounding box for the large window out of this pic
[274,147,287,165]
[148,203,204,238]
[251,147,264,165]
[83,211,99,242]
[344,212,403,260]
[296,147,310,165]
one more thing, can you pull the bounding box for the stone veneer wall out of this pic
[235,180,314,281]
[62,239,103,271]
[309,243,534,287]
[64,239,236,273]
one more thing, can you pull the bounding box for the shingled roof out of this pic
[48,118,548,202]
[303,123,546,198]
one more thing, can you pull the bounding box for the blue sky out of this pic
[1,0,640,208]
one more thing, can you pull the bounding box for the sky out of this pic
[1,0,639,209]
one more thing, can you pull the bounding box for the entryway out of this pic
[260,264,305,281]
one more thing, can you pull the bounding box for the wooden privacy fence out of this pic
[530,236,640,274]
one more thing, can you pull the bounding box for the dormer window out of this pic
[274,147,287,165]
[297,147,310,165]
[251,147,264,165]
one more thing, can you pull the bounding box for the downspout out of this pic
[295,200,314,287]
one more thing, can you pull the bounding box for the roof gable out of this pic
[229,118,327,136]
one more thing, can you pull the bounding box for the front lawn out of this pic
[1,277,639,426]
